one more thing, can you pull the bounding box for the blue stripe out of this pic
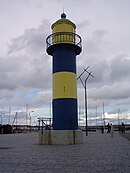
[52,44,76,73]
[52,98,78,130]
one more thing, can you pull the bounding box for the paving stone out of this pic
[0,131,130,173]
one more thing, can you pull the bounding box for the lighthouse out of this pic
[42,13,82,144]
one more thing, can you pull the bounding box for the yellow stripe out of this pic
[53,72,77,99]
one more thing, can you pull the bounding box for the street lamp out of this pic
[77,67,94,136]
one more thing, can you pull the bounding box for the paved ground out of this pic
[121,132,130,141]
[0,131,130,173]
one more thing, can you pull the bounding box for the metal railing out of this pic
[46,32,82,49]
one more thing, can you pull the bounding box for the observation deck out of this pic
[46,32,82,55]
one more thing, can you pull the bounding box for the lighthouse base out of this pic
[38,130,83,145]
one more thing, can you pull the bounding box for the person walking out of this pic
[107,123,111,133]
[111,123,114,137]
[121,122,125,133]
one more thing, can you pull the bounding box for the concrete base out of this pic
[38,130,83,145]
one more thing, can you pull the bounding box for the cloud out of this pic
[7,19,50,54]
[86,30,107,55]
[109,55,130,82]
[33,90,52,107]
[77,20,90,30]
[1,19,51,89]
[0,19,52,108]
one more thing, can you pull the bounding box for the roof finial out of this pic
[61,7,66,19]
[61,12,66,19]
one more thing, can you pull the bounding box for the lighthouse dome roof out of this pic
[51,13,76,29]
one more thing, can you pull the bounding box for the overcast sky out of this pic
[0,0,130,125]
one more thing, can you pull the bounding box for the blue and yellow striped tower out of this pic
[46,13,82,142]
[46,13,82,131]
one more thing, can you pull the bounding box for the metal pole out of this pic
[0,115,2,125]
[8,107,11,124]
[16,112,18,129]
[77,68,94,136]
[79,106,81,127]
[26,104,28,127]
[38,118,41,131]
[85,80,88,136]
[41,119,44,134]
[118,108,120,133]
[29,111,34,132]
[103,103,105,132]
[96,106,97,131]
[29,113,31,131]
